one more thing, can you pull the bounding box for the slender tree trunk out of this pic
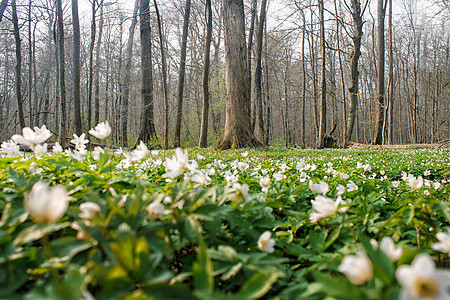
[387,0,393,144]
[317,0,327,148]
[248,0,257,128]
[345,0,364,145]
[72,0,82,134]
[137,0,158,146]
[0,0,8,22]
[263,23,270,145]
[56,0,66,145]
[217,0,261,149]
[373,0,386,145]
[28,0,33,125]
[174,0,192,148]
[301,19,306,148]
[254,0,267,143]
[12,0,25,129]
[87,0,96,131]
[94,1,104,125]
[199,0,213,147]
[121,0,138,147]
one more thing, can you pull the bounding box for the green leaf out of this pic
[13,222,70,245]
[360,234,395,285]
[193,239,213,295]
[232,270,278,299]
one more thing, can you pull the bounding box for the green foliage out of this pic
[0,147,449,299]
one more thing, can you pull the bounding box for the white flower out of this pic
[229,183,251,202]
[309,180,329,195]
[433,182,441,190]
[241,151,248,158]
[24,182,69,224]
[12,125,52,150]
[392,181,400,188]
[1,140,20,157]
[339,172,349,180]
[424,170,431,176]
[92,146,105,160]
[260,176,271,192]
[338,251,373,285]
[299,172,308,182]
[431,229,450,254]
[70,133,89,151]
[356,162,364,169]
[396,253,450,300]
[257,231,275,253]
[89,121,111,140]
[79,202,101,219]
[372,237,403,262]
[53,142,63,154]
[273,172,286,182]
[34,143,48,157]
[129,141,149,161]
[163,148,189,178]
[336,196,349,213]
[296,160,307,171]
[29,162,43,175]
[197,154,204,160]
[346,180,358,192]
[237,161,249,171]
[147,202,165,220]
[309,195,339,223]
[191,171,211,186]
[408,175,424,190]
[336,184,346,196]
[364,164,372,172]
[225,173,238,185]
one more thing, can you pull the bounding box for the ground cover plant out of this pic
[0,123,449,300]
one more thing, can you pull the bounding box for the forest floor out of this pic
[348,140,450,149]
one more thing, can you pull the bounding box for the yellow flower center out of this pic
[413,277,439,299]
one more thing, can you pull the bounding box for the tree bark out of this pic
[174,0,192,148]
[253,0,267,143]
[153,0,170,149]
[345,0,364,145]
[120,0,138,147]
[0,0,8,22]
[87,0,96,130]
[217,0,261,150]
[199,0,212,148]
[387,0,393,144]
[372,0,386,145]
[317,0,327,148]
[56,0,66,145]
[12,0,25,129]
[72,0,82,134]
[137,0,159,146]
[94,1,104,125]
[248,0,257,128]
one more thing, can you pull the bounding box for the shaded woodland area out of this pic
[0,0,449,149]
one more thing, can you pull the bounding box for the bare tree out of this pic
[217,0,261,149]
[94,1,104,125]
[317,0,327,148]
[174,0,192,148]
[72,0,82,134]
[199,0,213,148]
[12,0,25,129]
[254,0,267,143]
[0,0,8,22]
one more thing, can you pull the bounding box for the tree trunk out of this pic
[121,0,138,147]
[174,0,192,148]
[217,0,261,150]
[87,0,96,131]
[56,0,66,145]
[12,0,25,129]
[317,0,326,148]
[72,0,82,134]
[372,0,386,145]
[199,0,213,148]
[387,0,393,144]
[248,0,257,128]
[253,0,267,143]
[301,16,306,148]
[28,0,32,125]
[345,0,364,145]
[137,0,159,146]
[0,0,8,22]
[94,1,104,125]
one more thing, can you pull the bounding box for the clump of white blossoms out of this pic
[52,142,63,154]
[396,253,450,300]
[12,125,52,150]
[431,229,450,254]
[338,250,373,285]
[257,231,275,253]
[309,180,329,195]
[163,148,191,178]
[147,202,166,221]
[1,140,20,157]
[309,195,339,223]
[370,237,403,262]
[89,121,111,140]
[346,180,358,192]
[228,183,251,202]
[191,170,212,187]
[24,182,69,224]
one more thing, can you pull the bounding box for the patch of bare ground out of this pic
[348,140,450,149]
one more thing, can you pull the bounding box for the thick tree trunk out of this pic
[373,0,386,145]
[154,0,170,149]
[72,0,82,134]
[94,1,104,125]
[317,0,326,148]
[254,0,267,143]
[199,0,212,148]
[12,0,25,129]
[137,0,159,146]
[56,0,66,145]
[217,0,261,150]
[387,0,393,144]
[174,0,192,148]
[345,0,364,145]
[121,0,138,147]
[0,0,8,22]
